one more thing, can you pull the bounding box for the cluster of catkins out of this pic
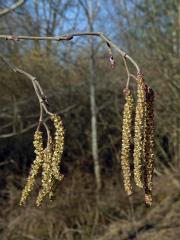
[20,114,64,206]
[121,73,155,206]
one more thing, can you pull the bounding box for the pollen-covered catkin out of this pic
[36,137,54,206]
[51,114,64,181]
[133,75,146,188]
[144,87,155,206]
[121,89,133,196]
[20,131,44,205]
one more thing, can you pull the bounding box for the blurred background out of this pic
[0,0,179,239]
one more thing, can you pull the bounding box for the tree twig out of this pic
[0,0,25,17]
[0,32,140,73]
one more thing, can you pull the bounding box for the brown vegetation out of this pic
[0,164,179,240]
[0,0,179,239]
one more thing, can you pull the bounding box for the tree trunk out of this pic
[87,0,102,194]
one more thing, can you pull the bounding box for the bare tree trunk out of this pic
[88,0,102,194]
[79,0,102,194]
[34,0,40,50]
[89,36,102,193]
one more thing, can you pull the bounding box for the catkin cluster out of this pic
[120,74,155,206]
[20,114,64,206]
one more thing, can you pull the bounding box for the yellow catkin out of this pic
[133,74,146,188]
[36,137,55,206]
[20,131,44,205]
[51,114,64,181]
[144,87,155,206]
[121,89,133,196]
[48,141,56,201]
[142,84,148,166]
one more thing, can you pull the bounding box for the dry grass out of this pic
[0,164,179,240]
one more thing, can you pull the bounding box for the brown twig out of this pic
[9,67,53,116]
[0,53,54,137]
[0,32,140,73]
[123,56,131,89]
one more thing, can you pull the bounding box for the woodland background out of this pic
[0,1,179,240]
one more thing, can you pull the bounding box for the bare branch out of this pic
[0,0,25,17]
[0,55,53,117]
[123,56,131,89]
[0,32,140,72]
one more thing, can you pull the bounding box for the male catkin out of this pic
[51,114,64,181]
[133,75,146,188]
[121,89,133,195]
[20,131,44,205]
[36,136,54,206]
[144,87,155,206]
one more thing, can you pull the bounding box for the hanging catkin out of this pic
[51,114,64,181]
[133,74,146,188]
[36,136,54,206]
[20,131,44,205]
[143,87,155,206]
[20,114,65,206]
[121,89,133,195]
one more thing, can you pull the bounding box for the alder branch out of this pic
[0,31,141,138]
[0,53,78,138]
[0,29,141,146]
[0,0,25,17]
[0,32,140,73]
